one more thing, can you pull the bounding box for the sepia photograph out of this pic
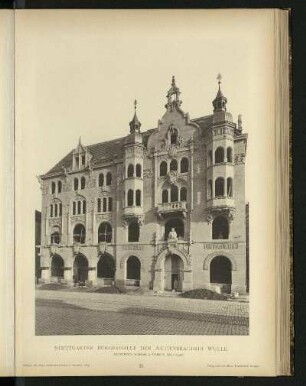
[27,11,250,336]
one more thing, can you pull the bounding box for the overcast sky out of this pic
[15,9,275,211]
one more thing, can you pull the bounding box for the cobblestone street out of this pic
[36,290,249,336]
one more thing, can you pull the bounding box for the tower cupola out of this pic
[212,74,228,112]
[165,76,182,111]
[129,100,141,134]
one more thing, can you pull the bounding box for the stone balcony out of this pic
[207,196,234,209]
[122,206,144,226]
[157,201,188,219]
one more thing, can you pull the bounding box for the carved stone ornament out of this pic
[206,214,213,224]
[50,244,59,256]
[98,242,107,254]
[122,214,144,227]
[234,153,245,164]
[49,218,61,227]
[73,243,81,255]
[206,207,236,222]
[167,171,178,185]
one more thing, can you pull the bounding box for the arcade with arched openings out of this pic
[97,253,115,285]
[210,255,232,294]
[51,254,64,279]
[126,255,141,286]
[73,253,89,284]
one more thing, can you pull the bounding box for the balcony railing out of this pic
[123,206,143,217]
[157,201,188,218]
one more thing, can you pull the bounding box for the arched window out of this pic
[82,200,86,214]
[51,182,56,194]
[50,205,53,217]
[57,181,62,193]
[227,147,233,163]
[97,198,101,213]
[208,180,213,199]
[127,164,134,178]
[128,222,139,242]
[212,216,229,239]
[98,222,112,243]
[106,172,112,185]
[165,218,184,240]
[136,164,142,177]
[51,226,61,244]
[215,147,225,164]
[97,253,115,279]
[73,224,86,244]
[215,177,225,197]
[80,176,86,189]
[77,201,81,214]
[210,256,232,291]
[59,203,62,216]
[126,256,141,282]
[99,173,104,187]
[170,159,178,172]
[170,185,179,202]
[227,177,233,197]
[180,158,189,173]
[208,150,213,166]
[74,178,79,191]
[73,202,76,215]
[136,190,141,206]
[54,204,58,217]
[180,186,187,201]
[127,190,134,206]
[162,189,169,203]
[160,161,167,177]
[51,254,64,278]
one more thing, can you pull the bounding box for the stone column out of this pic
[153,269,164,292]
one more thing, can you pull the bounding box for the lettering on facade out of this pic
[122,245,144,251]
[203,242,238,250]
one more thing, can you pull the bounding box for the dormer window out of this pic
[81,155,86,166]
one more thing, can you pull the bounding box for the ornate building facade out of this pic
[38,76,248,294]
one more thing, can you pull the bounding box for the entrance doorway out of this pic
[210,255,232,293]
[51,254,64,279]
[73,254,89,284]
[164,254,183,291]
[97,253,115,284]
[126,256,141,286]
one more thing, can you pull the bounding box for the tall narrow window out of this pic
[160,161,167,177]
[180,187,187,201]
[215,147,225,164]
[136,190,141,206]
[51,182,56,194]
[162,189,168,203]
[227,177,233,197]
[77,201,81,214]
[170,131,178,145]
[136,164,142,177]
[59,203,62,216]
[81,155,85,165]
[83,200,86,214]
[75,156,79,168]
[73,201,76,215]
[103,197,107,212]
[212,216,229,239]
[97,198,101,213]
[180,158,189,173]
[208,150,213,166]
[170,185,179,202]
[106,172,112,185]
[170,159,178,172]
[127,190,134,206]
[227,147,233,163]
[208,180,213,199]
[215,178,225,197]
[81,176,86,189]
[127,164,134,178]
[54,204,58,217]
[108,197,113,212]
[99,173,104,187]
[74,178,79,191]
[58,181,62,193]
[128,222,140,242]
[50,205,53,217]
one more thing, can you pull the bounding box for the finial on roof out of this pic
[129,99,141,134]
[171,75,176,88]
[134,99,137,111]
[212,73,227,113]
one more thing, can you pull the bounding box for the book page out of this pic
[15,9,277,376]
[0,10,15,377]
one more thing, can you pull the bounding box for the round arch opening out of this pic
[73,253,89,284]
[210,255,232,294]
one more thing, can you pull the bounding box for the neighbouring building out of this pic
[35,210,42,282]
[38,76,248,294]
